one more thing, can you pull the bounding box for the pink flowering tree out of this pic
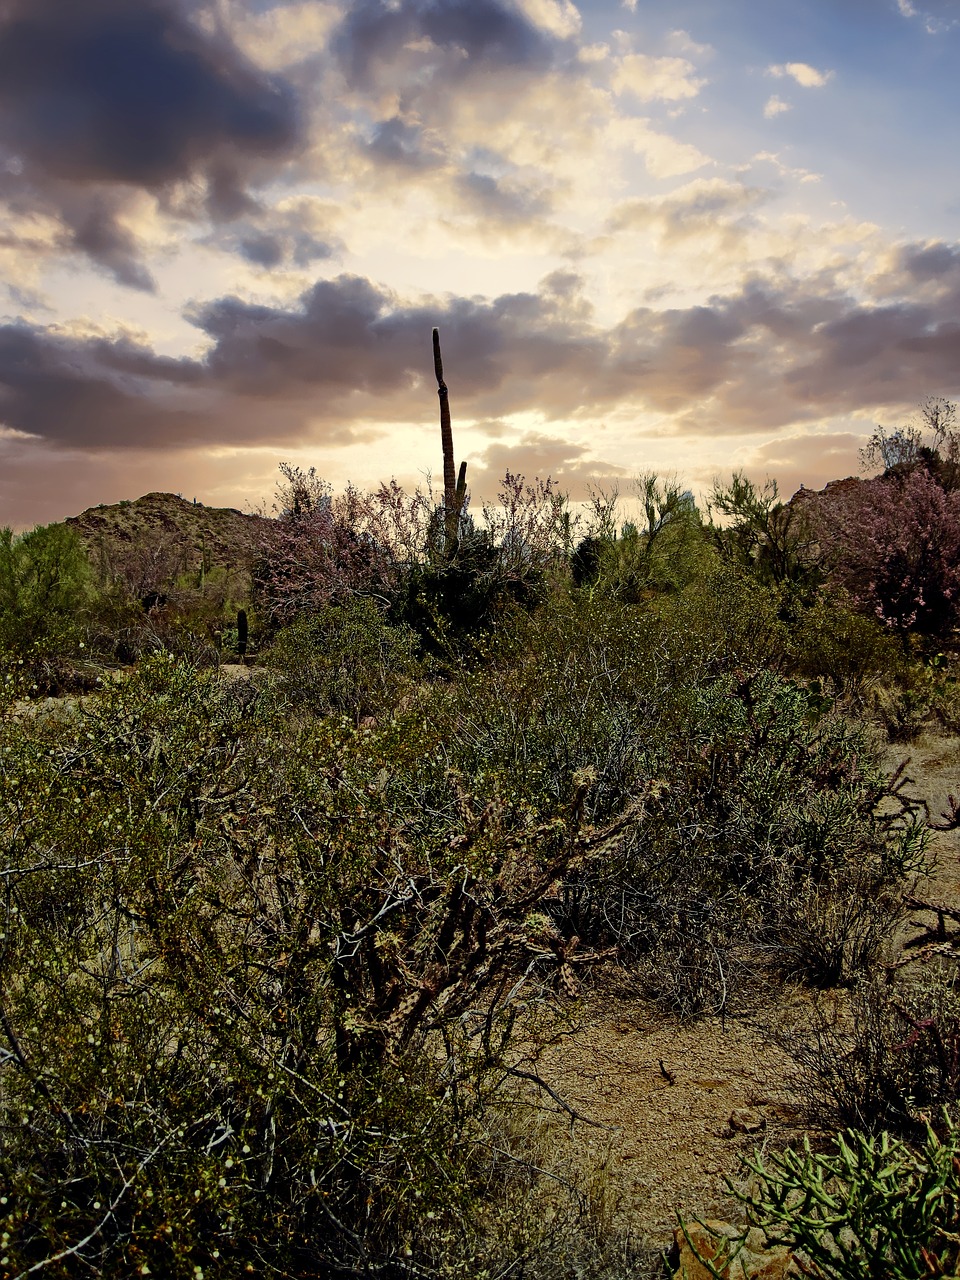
[254,467,399,626]
[816,466,960,637]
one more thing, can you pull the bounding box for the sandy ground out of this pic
[529,1003,804,1246]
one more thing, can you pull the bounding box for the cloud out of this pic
[4,244,960,472]
[751,150,821,183]
[513,0,582,39]
[611,52,704,102]
[331,0,563,94]
[470,431,630,500]
[767,61,833,88]
[901,240,960,282]
[731,431,864,495]
[0,0,303,284]
[608,177,770,244]
[895,0,960,31]
[454,170,553,223]
[607,117,710,178]
[763,95,791,119]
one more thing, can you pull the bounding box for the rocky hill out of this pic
[66,492,276,600]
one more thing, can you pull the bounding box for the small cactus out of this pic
[237,609,248,664]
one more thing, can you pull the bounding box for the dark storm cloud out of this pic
[238,233,286,269]
[900,241,960,282]
[62,188,158,291]
[0,0,302,284]
[0,324,207,448]
[0,0,300,187]
[207,202,342,271]
[332,0,559,91]
[5,248,960,455]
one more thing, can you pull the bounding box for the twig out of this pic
[501,1066,618,1131]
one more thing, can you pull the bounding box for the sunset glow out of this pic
[1,0,959,525]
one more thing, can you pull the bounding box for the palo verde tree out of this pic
[0,522,93,652]
[709,471,822,599]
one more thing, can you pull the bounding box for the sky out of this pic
[2,0,960,527]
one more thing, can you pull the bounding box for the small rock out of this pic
[672,1220,797,1280]
[729,1109,766,1135]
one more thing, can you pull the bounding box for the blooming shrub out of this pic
[817,466,960,637]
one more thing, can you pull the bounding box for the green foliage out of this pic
[687,1114,960,1280]
[0,653,645,1276]
[570,476,712,603]
[0,523,93,650]
[651,561,790,678]
[709,471,822,599]
[264,597,421,720]
[419,592,922,1015]
[394,527,528,651]
[787,592,906,696]
[864,649,960,742]
[4,462,955,1273]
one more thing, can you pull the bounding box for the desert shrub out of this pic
[0,654,644,1277]
[860,396,960,492]
[264,597,421,720]
[0,523,93,649]
[709,472,823,599]
[864,650,960,742]
[786,591,905,696]
[574,475,713,604]
[0,523,104,693]
[579,671,925,1012]
[650,562,790,680]
[420,596,922,1016]
[686,1112,960,1280]
[394,528,543,653]
[253,467,394,629]
[776,965,960,1138]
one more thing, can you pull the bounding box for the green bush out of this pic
[0,524,101,692]
[263,596,421,721]
[0,523,93,650]
[576,475,714,604]
[417,594,923,1015]
[787,591,905,695]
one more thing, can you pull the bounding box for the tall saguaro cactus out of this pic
[433,327,466,553]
